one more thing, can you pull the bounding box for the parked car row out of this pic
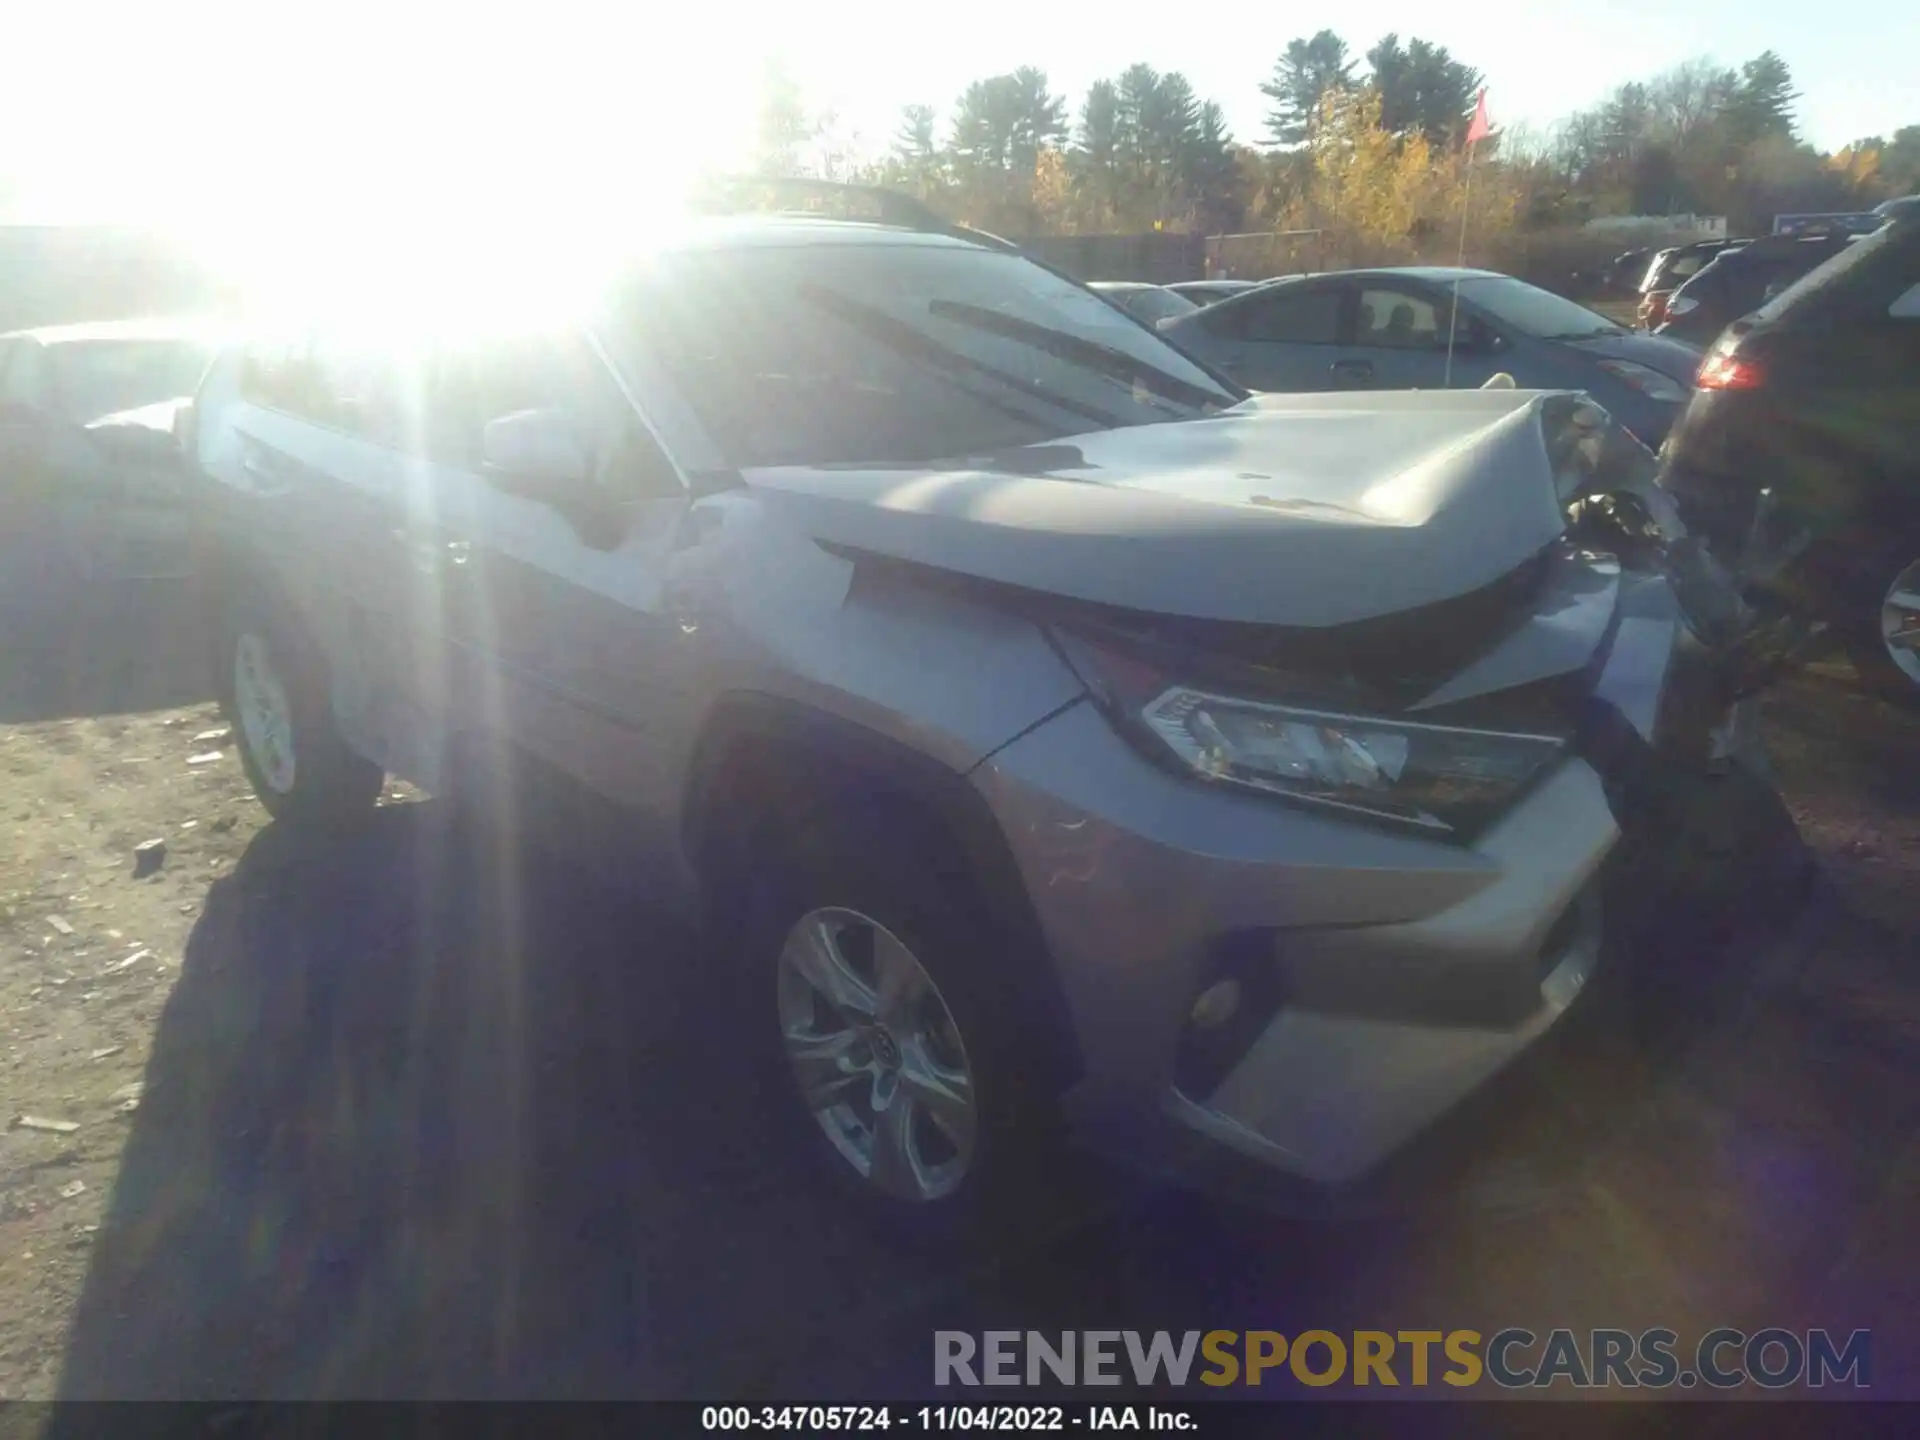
[1085,268,1700,447]
[1636,239,1748,331]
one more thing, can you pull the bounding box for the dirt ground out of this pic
[3,523,1920,1401]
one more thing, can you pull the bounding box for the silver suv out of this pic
[186,195,1776,1232]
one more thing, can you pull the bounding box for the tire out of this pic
[1842,548,1920,710]
[216,583,383,828]
[728,802,1072,1248]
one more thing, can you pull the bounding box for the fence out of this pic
[0,227,235,332]
[1015,219,1758,300]
[1015,232,1206,284]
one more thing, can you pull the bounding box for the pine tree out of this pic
[1259,31,1355,147]
[1724,51,1799,143]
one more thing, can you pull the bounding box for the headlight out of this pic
[1596,358,1690,403]
[1138,687,1565,836]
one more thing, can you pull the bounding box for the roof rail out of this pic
[689,175,1021,253]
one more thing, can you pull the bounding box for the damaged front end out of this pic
[1559,395,1826,715]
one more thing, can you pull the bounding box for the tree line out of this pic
[754,36,1919,259]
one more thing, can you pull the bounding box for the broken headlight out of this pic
[1055,626,1566,838]
[1139,688,1565,836]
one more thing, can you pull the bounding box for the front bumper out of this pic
[969,565,1758,1187]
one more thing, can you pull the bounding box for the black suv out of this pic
[1657,230,1859,348]
[1658,218,1920,701]
[1637,239,1747,330]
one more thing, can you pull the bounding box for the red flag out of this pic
[1465,89,1492,148]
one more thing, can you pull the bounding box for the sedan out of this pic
[1165,279,1264,306]
[1086,281,1200,327]
[1160,267,1704,448]
[0,318,219,579]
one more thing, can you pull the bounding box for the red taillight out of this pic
[1696,352,1765,391]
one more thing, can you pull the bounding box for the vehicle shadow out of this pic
[53,800,1043,1399]
[42,793,1424,1402]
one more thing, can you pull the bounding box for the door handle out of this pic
[1330,358,1374,383]
[239,444,294,494]
[390,529,471,576]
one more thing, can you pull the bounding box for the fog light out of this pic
[1189,978,1242,1029]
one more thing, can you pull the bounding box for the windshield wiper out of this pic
[799,285,1124,432]
[1548,326,1627,340]
[926,301,1232,413]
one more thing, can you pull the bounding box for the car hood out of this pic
[1565,329,1702,381]
[738,390,1576,629]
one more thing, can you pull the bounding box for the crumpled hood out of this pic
[739,389,1573,628]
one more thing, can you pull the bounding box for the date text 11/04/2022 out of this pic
[702,1408,1192,1431]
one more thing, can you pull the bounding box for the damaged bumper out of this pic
[970,497,1793,1188]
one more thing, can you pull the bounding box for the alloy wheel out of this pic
[233,632,297,795]
[1880,559,1920,689]
[775,907,979,1202]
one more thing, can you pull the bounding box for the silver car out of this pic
[187,212,1777,1233]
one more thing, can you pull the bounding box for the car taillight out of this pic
[1696,352,1765,390]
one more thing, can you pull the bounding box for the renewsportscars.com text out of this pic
[934,1328,1871,1390]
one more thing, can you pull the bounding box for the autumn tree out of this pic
[1884,126,1920,192]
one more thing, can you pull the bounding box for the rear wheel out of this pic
[1844,553,1920,709]
[217,587,383,827]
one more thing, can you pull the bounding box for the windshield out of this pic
[618,242,1239,469]
[52,339,213,424]
[1455,276,1625,340]
[1116,288,1199,325]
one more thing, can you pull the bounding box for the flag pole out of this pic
[1445,89,1489,390]
[1444,141,1476,390]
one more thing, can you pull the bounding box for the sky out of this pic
[3,0,1915,237]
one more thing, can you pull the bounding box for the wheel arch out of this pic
[682,692,1082,1094]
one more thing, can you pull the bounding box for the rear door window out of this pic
[1227,285,1344,344]
[1356,287,1446,350]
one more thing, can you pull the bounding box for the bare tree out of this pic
[1647,58,1738,146]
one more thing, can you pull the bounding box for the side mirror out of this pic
[480,407,624,550]
[481,407,591,494]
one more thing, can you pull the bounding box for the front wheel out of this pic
[734,813,1073,1246]
[217,587,384,827]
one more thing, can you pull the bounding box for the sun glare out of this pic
[10,4,763,333]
